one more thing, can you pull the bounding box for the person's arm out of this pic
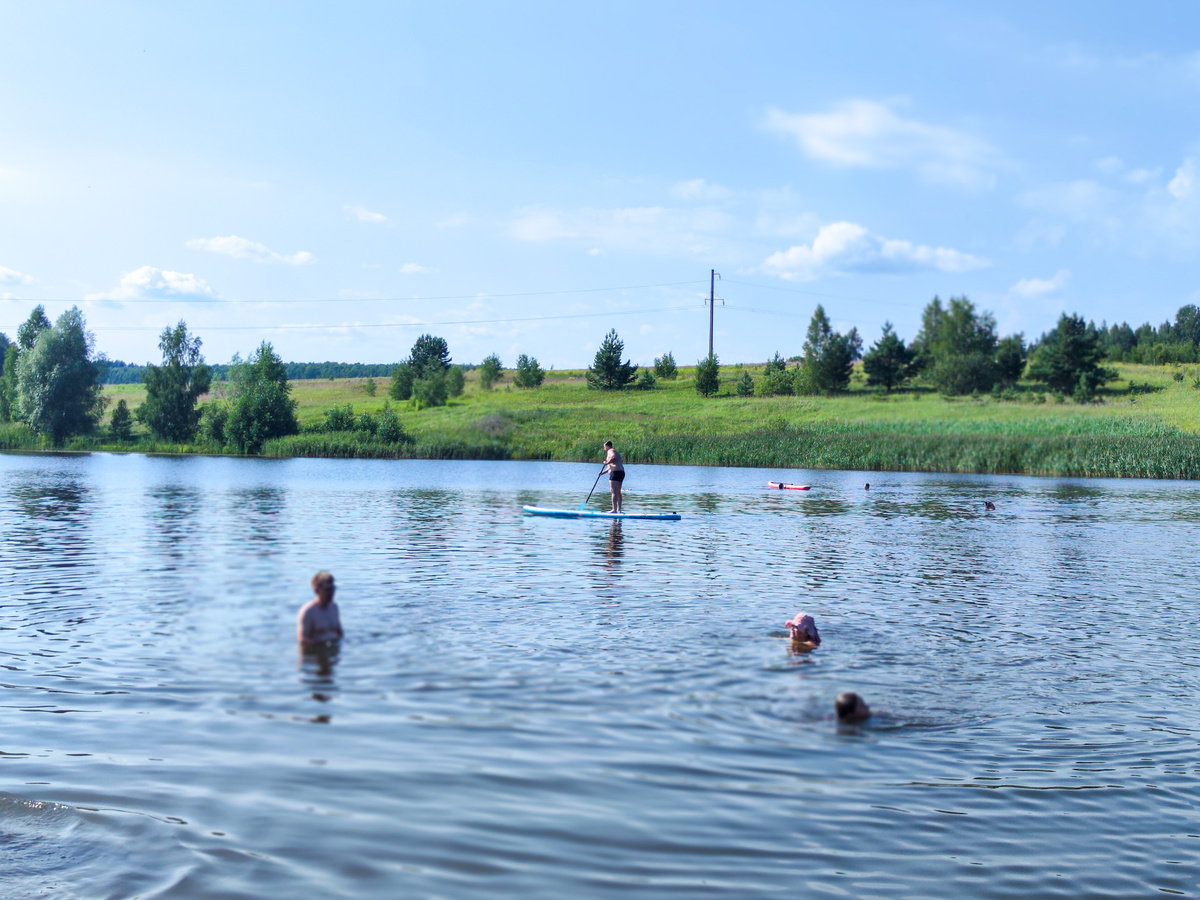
[297,605,313,644]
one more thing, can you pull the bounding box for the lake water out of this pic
[1,453,1198,899]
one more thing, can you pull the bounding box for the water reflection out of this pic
[146,484,202,566]
[598,520,624,574]
[298,645,339,723]
[3,476,94,588]
[228,486,287,548]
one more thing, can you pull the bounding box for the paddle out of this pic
[579,466,606,510]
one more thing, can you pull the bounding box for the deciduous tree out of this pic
[225,342,299,453]
[15,306,104,444]
[138,321,212,442]
[478,354,504,390]
[912,296,999,395]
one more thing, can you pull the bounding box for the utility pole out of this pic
[707,269,721,358]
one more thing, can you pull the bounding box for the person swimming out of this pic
[786,613,821,649]
[835,691,871,723]
[297,570,343,647]
[864,483,870,490]
[984,500,996,511]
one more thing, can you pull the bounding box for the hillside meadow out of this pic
[2,361,1198,479]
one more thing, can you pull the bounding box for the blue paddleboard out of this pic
[522,505,681,521]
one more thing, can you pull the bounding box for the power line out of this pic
[2,303,702,333]
[721,278,925,310]
[0,279,707,306]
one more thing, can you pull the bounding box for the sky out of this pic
[2,1,1200,368]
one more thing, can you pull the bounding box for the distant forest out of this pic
[103,360,400,384]
[1100,304,1200,364]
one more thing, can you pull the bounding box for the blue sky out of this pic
[2,1,1199,367]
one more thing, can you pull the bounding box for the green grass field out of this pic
[2,362,1196,478]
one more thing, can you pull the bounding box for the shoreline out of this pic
[4,427,1199,481]
[2,360,1196,480]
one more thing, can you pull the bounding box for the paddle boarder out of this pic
[601,440,625,514]
[298,570,343,647]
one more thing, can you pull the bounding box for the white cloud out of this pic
[400,263,437,274]
[1168,158,1197,200]
[437,213,470,228]
[86,266,216,301]
[1125,167,1161,185]
[1011,270,1071,297]
[1019,180,1118,222]
[345,205,391,225]
[186,235,315,266]
[587,247,604,256]
[763,99,1002,188]
[1095,156,1123,175]
[508,204,730,256]
[673,179,731,200]
[762,221,989,280]
[0,266,34,285]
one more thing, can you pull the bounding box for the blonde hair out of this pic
[312,571,335,590]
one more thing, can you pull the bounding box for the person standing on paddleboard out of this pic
[602,440,625,514]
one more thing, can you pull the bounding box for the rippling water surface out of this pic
[1,452,1198,898]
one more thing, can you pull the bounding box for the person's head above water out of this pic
[312,570,335,606]
[835,691,871,723]
[786,613,820,646]
[984,500,996,511]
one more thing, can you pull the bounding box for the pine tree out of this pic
[1027,313,1114,399]
[109,399,134,442]
[862,322,915,392]
[513,354,545,388]
[586,329,638,390]
[694,354,720,398]
[736,369,754,397]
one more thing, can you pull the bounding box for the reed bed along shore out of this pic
[3,362,1197,479]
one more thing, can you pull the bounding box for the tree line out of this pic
[103,360,398,384]
[1100,304,1200,365]
[0,305,300,451]
[577,296,1164,403]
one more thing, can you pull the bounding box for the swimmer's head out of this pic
[835,691,871,723]
[786,613,820,646]
[312,571,335,600]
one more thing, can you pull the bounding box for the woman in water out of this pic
[602,440,624,514]
[786,613,821,650]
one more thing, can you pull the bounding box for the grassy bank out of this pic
[6,361,1195,478]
